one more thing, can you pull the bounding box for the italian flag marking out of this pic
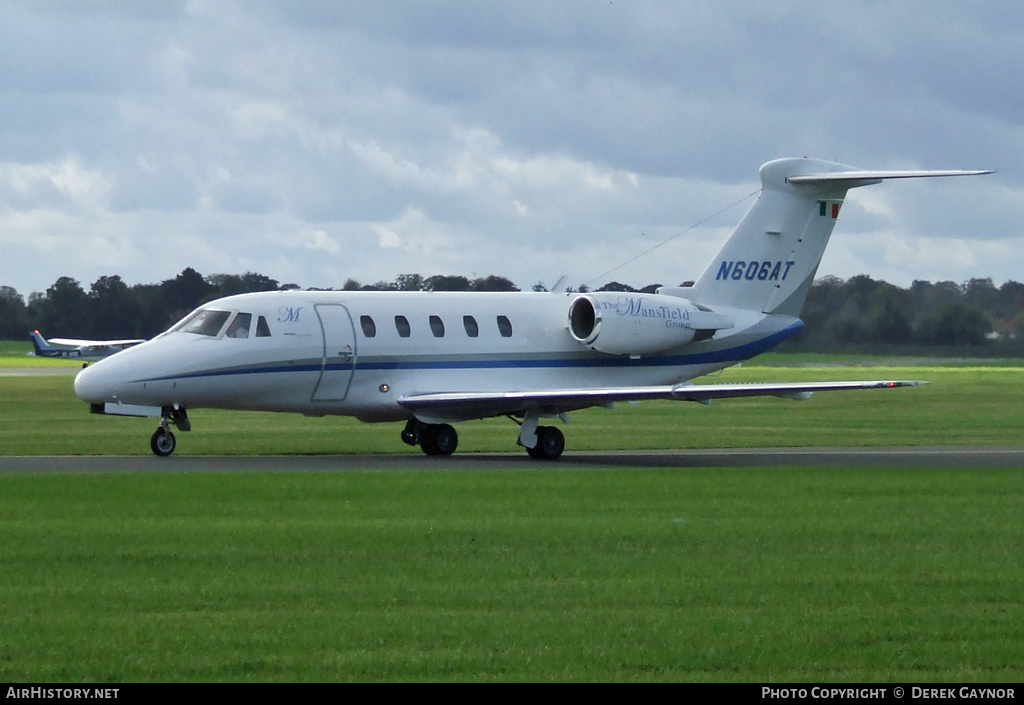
[819,201,841,219]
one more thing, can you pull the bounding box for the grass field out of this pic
[1,350,1023,682]
[1,467,1022,682]
[1,362,1022,455]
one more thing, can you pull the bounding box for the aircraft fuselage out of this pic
[74,289,793,423]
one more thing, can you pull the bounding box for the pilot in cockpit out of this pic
[225,313,252,339]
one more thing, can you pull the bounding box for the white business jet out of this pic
[74,158,991,458]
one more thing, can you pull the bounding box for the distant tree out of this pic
[30,277,88,337]
[161,268,215,319]
[863,283,913,344]
[995,280,1024,339]
[532,281,549,292]
[206,274,245,296]
[911,280,962,317]
[130,283,172,337]
[395,273,425,292]
[471,275,519,292]
[426,275,471,292]
[342,279,362,291]
[89,275,144,338]
[963,277,998,312]
[597,281,636,292]
[207,272,280,297]
[0,286,29,339]
[915,302,991,346]
[240,272,280,292]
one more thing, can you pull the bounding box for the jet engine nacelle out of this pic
[567,292,734,356]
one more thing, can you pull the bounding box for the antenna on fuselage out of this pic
[582,188,760,290]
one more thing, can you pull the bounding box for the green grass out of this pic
[0,339,82,368]
[1,467,1022,682]
[2,365,1023,455]
[2,356,1023,682]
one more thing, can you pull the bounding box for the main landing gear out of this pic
[515,412,564,460]
[150,406,190,457]
[400,415,565,460]
[525,426,565,460]
[401,419,459,456]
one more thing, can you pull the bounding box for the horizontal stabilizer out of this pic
[788,169,993,188]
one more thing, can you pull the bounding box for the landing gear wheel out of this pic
[150,427,176,457]
[527,426,564,460]
[420,423,458,456]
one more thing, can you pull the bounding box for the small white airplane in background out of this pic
[74,158,991,458]
[31,330,145,364]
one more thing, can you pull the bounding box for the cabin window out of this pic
[497,315,513,337]
[360,315,377,338]
[255,315,272,337]
[173,309,231,337]
[429,315,445,337]
[226,313,252,339]
[395,315,411,338]
[463,315,479,337]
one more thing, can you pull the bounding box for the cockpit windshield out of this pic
[171,309,232,337]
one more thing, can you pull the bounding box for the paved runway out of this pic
[2,446,1023,473]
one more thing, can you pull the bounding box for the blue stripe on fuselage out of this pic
[141,321,803,383]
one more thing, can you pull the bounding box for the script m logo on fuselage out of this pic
[715,260,796,282]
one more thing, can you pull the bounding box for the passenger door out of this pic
[311,303,356,402]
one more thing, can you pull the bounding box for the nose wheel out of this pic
[150,426,176,457]
[149,406,190,457]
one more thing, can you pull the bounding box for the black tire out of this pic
[531,426,565,460]
[421,424,458,456]
[150,427,176,457]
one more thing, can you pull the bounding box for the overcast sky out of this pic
[1,0,1020,298]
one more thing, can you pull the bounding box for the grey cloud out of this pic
[0,0,1018,298]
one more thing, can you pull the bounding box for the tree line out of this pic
[2,269,1022,354]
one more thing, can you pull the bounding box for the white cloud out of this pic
[0,0,1018,300]
[0,156,110,212]
[301,228,341,255]
[373,224,402,250]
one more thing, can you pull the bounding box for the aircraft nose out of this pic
[74,362,115,404]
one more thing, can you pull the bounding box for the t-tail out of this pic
[687,158,992,317]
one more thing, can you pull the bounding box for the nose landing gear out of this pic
[150,406,190,457]
[150,425,176,457]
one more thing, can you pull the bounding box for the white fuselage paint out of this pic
[74,289,796,423]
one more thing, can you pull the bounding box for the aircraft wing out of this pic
[398,380,926,423]
[48,337,145,347]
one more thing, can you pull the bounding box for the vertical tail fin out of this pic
[30,330,56,357]
[687,158,991,316]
